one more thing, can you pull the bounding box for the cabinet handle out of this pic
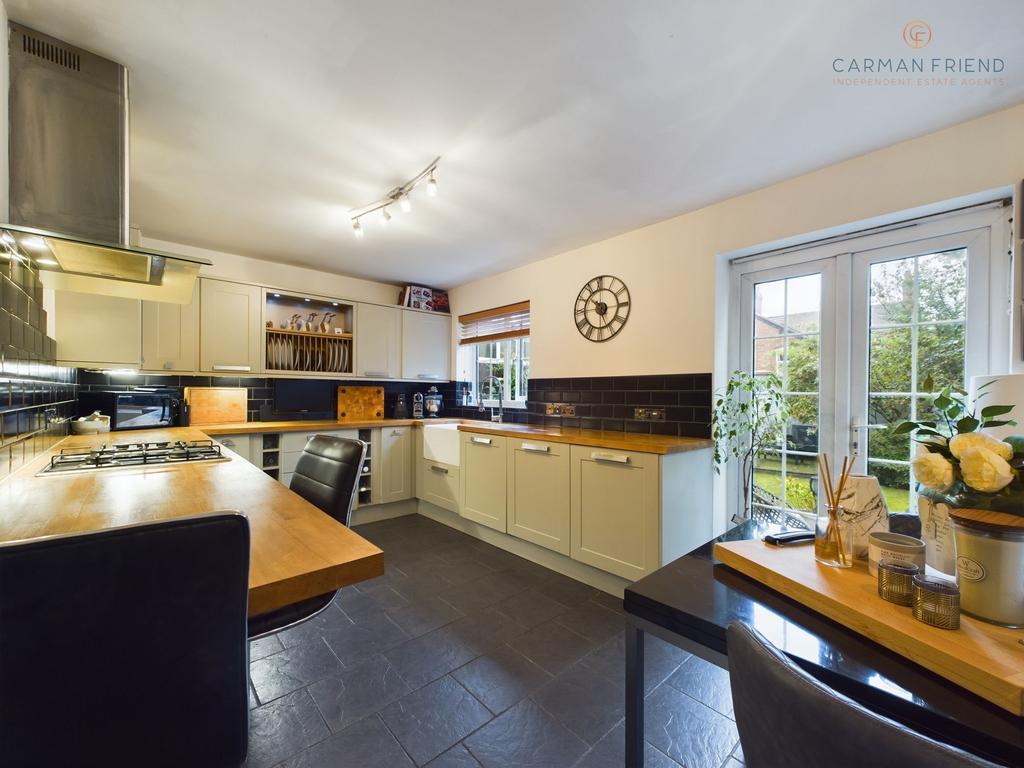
[470,436,493,445]
[430,464,449,474]
[521,443,549,453]
[163,361,174,370]
[417,374,445,380]
[363,371,389,378]
[213,364,251,372]
[391,429,403,436]
[591,451,630,464]
[220,439,235,447]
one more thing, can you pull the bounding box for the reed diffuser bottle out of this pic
[815,453,856,568]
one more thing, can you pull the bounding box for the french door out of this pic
[732,205,1008,523]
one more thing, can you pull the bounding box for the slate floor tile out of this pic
[580,631,690,694]
[453,644,552,715]
[334,583,410,620]
[573,723,682,768]
[541,573,598,607]
[441,570,532,613]
[250,633,284,661]
[425,743,483,767]
[644,683,739,768]
[245,688,330,768]
[494,590,571,629]
[384,623,481,689]
[554,602,623,644]
[446,607,529,653]
[275,602,353,649]
[307,654,412,732]
[379,675,493,765]
[588,591,625,615]
[508,621,595,676]
[532,660,624,746]
[666,654,735,718]
[387,594,464,638]
[463,698,588,768]
[281,714,414,768]
[321,611,409,668]
[250,639,344,703]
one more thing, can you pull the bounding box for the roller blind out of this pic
[458,301,530,345]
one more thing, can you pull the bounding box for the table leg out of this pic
[625,623,645,768]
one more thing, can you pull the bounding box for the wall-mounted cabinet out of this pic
[199,278,262,374]
[402,310,450,381]
[354,303,401,379]
[54,291,141,368]
[142,282,199,372]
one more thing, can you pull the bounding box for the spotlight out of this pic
[352,219,364,238]
[381,207,392,225]
[426,171,438,197]
[399,194,412,213]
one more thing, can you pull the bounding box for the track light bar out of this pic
[349,156,440,238]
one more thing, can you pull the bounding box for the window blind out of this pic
[458,301,530,345]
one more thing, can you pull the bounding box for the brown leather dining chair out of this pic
[247,434,367,638]
[727,621,1000,768]
[0,512,250,768]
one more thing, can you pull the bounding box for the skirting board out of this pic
[416,499,631,598]
[351,498,418,526]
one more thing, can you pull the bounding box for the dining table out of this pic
[623,519,1024,767]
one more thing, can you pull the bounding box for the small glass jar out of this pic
[815,504,853,568]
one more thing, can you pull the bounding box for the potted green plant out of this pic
[712,371,789,523]
[893,377,1024,626]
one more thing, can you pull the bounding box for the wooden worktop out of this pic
[0,428,383,616]
[456,422,713,455]
[201,418,463,435]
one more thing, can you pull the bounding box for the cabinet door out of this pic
[215,434,253,464]
[460,433,507,532]
[355,303,401,378]
[199,278,262,373]
[508,439,570,554]
[419,459,460,513]
[380,426,413,503]
[401,311,451,381]
[142,282,199,372]
[55,292,141,367]
[570,446,660,580]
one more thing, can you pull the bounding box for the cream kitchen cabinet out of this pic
[379,425,413,504]
[401,310,451,382]
[141,282,199,373]
[54,291,141,368]
[199,278,262,374]
[354,303,401,378]
[215,434,254,464]
[507,438,571,555]
[569,446,660,580]
[459,432,508,532]
[419,458,460,513]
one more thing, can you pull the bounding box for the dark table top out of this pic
[624,520,1024,766]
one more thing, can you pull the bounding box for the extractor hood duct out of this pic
[6,23,209,303]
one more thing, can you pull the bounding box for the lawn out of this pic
[754,470,912,514]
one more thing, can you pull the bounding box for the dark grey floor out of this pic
[245,514,743,768]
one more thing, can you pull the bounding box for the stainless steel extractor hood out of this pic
[7,23,210,303]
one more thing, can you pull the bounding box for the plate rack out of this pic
[265,328,353,374]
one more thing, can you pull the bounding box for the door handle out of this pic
[591,451,630,464]
[521,443,549,453]
[471,437,493,445]
[212,364,251,372]
[430,464,449,474]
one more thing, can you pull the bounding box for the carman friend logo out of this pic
[833,21,1005,87]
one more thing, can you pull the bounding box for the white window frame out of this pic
[726,203,1012,524]
[458,337,530,409]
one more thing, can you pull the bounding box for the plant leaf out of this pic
[956,417,980,433]
[981,404,1015,418]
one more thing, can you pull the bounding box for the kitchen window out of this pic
[457,301,531,407]
[729,202,1011,524]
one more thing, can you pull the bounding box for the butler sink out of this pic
[422,423,460,465]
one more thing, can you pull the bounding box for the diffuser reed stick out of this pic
[816,452,856,566]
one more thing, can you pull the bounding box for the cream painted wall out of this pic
[139,235,402,306]
[449,103,1024,379]
[0,0,9,221]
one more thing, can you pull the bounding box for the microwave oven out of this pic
[77,389,182,431]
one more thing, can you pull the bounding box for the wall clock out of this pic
[574,275,630,342]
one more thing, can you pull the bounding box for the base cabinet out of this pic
[460,433,508,532]
[569,446,660,580]
[380,426,413,504]
[420,459,461,513]
[215,434,253,464]
[508,438,570,554]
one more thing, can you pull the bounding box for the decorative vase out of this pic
[949,507,1024,627]
[836,474,890,559]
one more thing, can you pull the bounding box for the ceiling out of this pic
[8,1,1024,288]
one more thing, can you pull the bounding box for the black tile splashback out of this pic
[0,254,76,481]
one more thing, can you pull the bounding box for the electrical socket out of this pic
[545,403,577,416]
[633,407,666,421]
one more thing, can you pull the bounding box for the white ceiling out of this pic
[8,1,1024,288]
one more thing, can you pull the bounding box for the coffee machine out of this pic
[412,392,424,419]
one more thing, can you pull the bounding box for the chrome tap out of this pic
[478,375,504,423]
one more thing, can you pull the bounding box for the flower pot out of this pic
[949,507,1024,628]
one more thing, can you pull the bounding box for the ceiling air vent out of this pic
[22,33,81,71]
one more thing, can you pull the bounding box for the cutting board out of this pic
[714,539,1024,715]
[337,386,384,421]
[184,387,248,426]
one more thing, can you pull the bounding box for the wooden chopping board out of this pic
[184,387,248,426]
[337,386,384,421]
[714,539,1024,716]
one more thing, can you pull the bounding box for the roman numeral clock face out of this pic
[574,275,630,342]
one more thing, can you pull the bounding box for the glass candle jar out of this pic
[815,504,853,568]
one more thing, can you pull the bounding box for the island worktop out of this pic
[0,427,383,616]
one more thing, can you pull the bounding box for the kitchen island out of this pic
[0,427,383,616]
